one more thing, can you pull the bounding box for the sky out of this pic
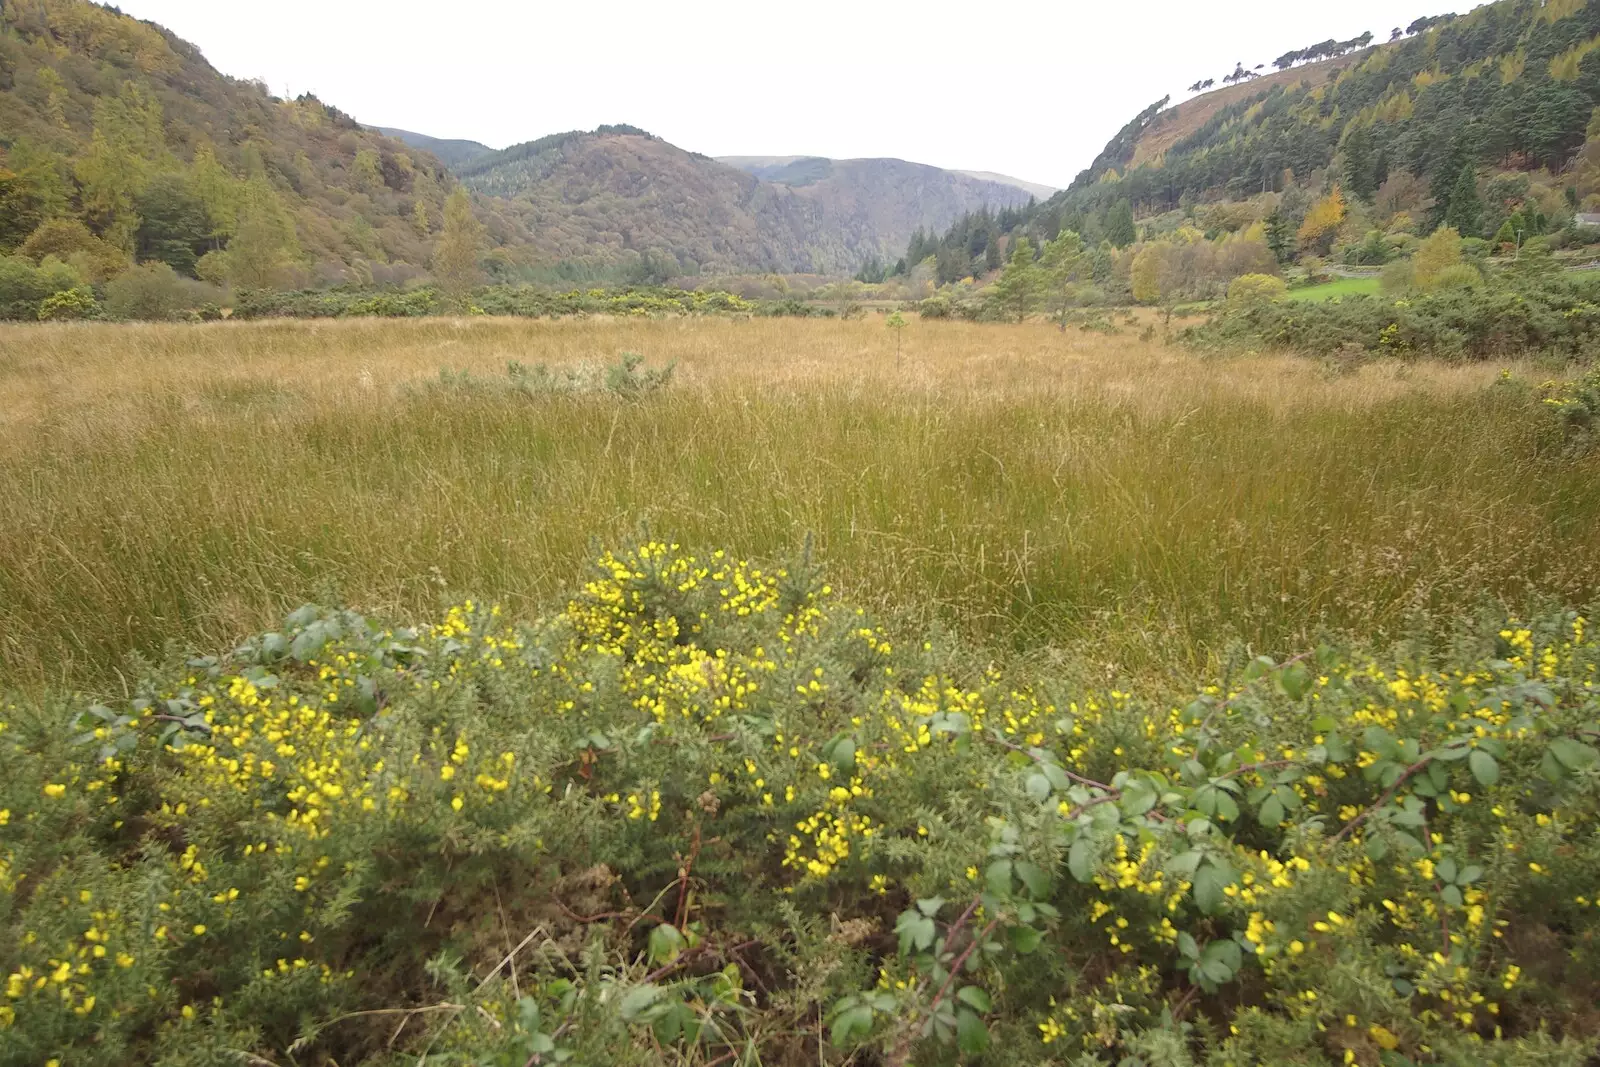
[115,0,1466,190]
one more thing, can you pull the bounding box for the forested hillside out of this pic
[907,0,1600,286]
[458,131,1033,276]
[0,0,541,289]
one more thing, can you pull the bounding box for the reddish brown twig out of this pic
[1330,757,1432,845]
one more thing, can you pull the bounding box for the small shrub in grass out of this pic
[1226,273,1288,306]
[104,262,198,322]
[3,543,1599,1064]
[431,353,675,399]
[1537,364,1600,452]
[36,286,99,322]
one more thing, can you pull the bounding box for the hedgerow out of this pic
[229,285,763,321]
[3,543,1599,1065]
[1186,274,1600,361]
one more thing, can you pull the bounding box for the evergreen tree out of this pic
[989,238,1042,321]
[1037,230,1085,329]
[135,173,210,275]
[1263,209,1293,264]
[1105,199,1137,248]
[1340,125,1378,202]
[984,234,1002,272]
[1426,142,1470,233]
[434,187,485,306]
[1444,165,1483,237]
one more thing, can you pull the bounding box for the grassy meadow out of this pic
[3,314,1598,688]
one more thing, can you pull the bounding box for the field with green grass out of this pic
[5,316,1600,1067]
[1286,276,1383,301]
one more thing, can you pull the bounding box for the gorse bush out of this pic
[1189,274,1600,360]
[3,543,1599,1065]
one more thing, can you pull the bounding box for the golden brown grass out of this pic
[3,315,1597,689]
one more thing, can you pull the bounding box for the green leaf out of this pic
[985,859,1013,897]
[1026,773,1052,803]
[956,986,992,1012]
[1192,863,1234,914]
[619,984,662,1021]
[916,896,946,918]
[1280,663,1311,701]
[1258,796,1285,827]
[1010,925,1043,953]
[1215,791,1240,822]
[1364,834,1389,861]
[1469,749,1499,787]
[1067,836,1095,883]
[829,1004,874,1047]
[896,910,937,954]
[1550,738,1598,771]
[955,1008,990,1054]
[1013,859,1050,899]
[1177,931,1200,959]
[1039,761,1071,792]
[1119,778,1157,816]
[647,924,686,964]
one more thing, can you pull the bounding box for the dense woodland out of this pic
[0,0,550,290]
[903,0,1600,308]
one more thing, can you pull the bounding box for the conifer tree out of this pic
[1263,209,1293,264]
[989,238,1042,321]
[1038,229,1085,329]
[1444,165,1483,237]
[1104,199,1137,248]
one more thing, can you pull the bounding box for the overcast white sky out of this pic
[117,0,1465,189]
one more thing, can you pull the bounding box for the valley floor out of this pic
[2,315,1595,688]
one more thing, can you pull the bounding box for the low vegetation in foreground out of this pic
[4,315,1600,1066]
[3,542,1599,1066]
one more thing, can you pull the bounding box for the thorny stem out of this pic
[885,898,989,1067]
[1330,757,1433,845]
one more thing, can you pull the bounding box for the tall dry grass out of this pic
[3,315,1598,688]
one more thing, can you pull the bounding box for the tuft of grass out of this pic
[2,316,1598,688]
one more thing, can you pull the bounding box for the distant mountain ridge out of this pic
[0,0,1062,282]
[374,128,494,169]
[716,155,1055,200]
[454,132,1036,275]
